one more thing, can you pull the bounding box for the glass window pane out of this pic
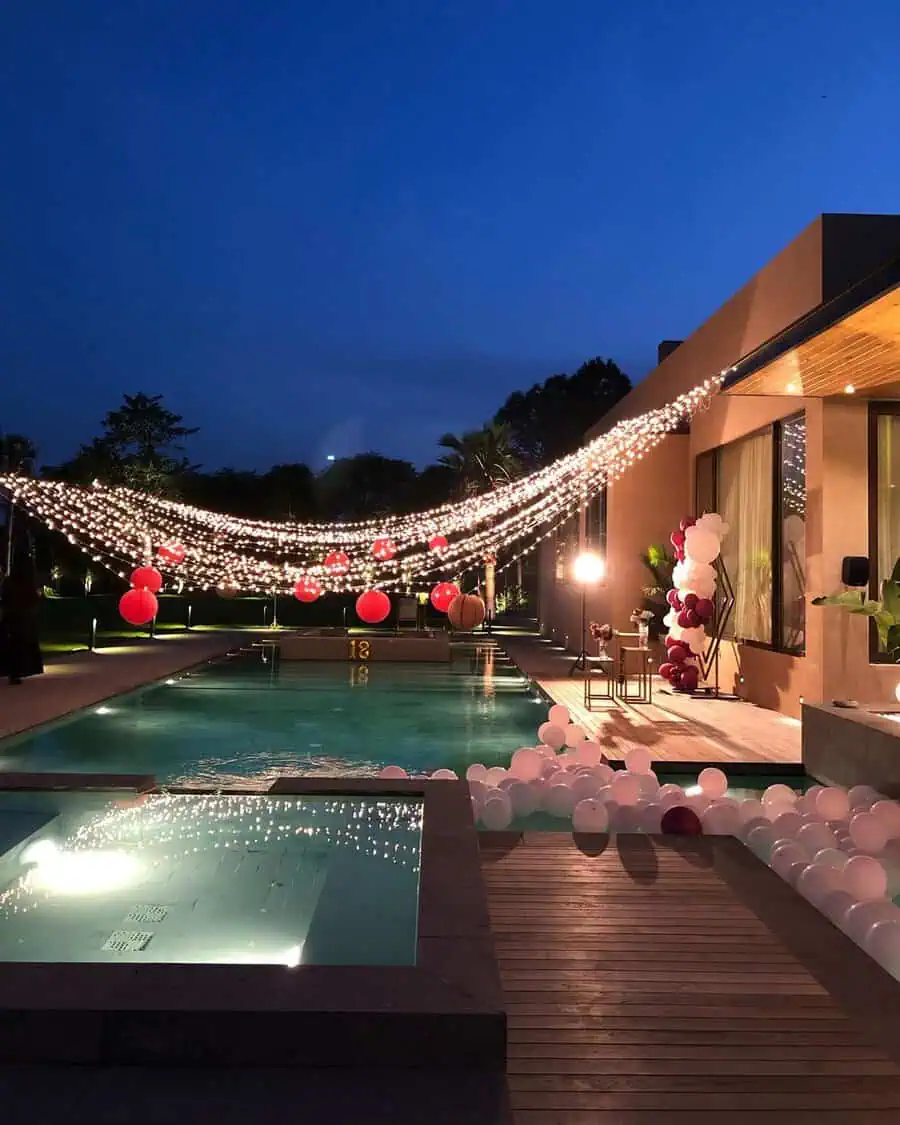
[695,451,716,516]
[717,430,773,644]
[779,415,806,652]
[586,488,607,552]
[877,413,900,592]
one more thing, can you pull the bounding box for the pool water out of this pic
[0,791,422,965]
[0,644,543,786]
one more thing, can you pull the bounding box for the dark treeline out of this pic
[2,356,630,532]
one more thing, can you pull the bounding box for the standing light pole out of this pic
[569,550,606,676]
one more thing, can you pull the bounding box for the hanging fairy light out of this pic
[0,374,724,593]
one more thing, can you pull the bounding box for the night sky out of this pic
[3,1,899,472]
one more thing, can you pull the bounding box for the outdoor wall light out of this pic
[844,384,856,394]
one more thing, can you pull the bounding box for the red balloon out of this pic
[294,575,323,603]
[356,589,391,624]
[372,537,397,561]
[668,643,688,664]
[157,541,185,566]
[430,582,460,613]
[447,593,486,630]
[658,662,674,681]
[130,566,163,594]
[661,805,703,835]
[679,517,697,532]
[670,530,685,549]
[324,551,350,576]
[429,534,449,555]
[695,597,714,622]
[119,588,158,626]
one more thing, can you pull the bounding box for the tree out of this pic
[45,393,198,495]
[495,357,631,468]
[437,422,522,497]
[0,433,37,474]
[316,454,418,519]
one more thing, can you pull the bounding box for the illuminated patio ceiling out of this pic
[726,282,900,399]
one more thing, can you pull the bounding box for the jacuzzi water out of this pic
[0,791,422,965]
[0,644,543,786]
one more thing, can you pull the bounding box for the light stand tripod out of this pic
[568,584,590,676]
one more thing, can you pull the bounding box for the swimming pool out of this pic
[0,790,422,965]
[0,644,544,786]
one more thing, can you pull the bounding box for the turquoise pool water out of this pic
[0,791,421,964]
[0,645,543,786]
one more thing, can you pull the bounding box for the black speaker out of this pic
[841,556,870,588]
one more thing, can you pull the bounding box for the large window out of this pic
[718,430,773,644]
[697,412,806,653]
[585,488,607,552]
[871,405,900,660]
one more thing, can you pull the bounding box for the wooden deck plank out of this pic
[482,832,900,1122]
[499,631,800,765]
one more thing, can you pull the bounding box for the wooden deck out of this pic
[500,632,800,765]
[482,832,900,1122]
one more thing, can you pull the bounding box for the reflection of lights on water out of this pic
[684,785,702,796]
[216,944,303,967]
[95,706,114,715]
[23,842,140,895]
[165,679,177,685]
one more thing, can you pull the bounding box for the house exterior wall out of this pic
[537,215,900,715]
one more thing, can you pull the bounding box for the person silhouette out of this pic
[0,553,44,685]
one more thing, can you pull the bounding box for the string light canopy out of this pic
[0,375,723,594]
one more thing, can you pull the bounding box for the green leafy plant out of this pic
[640,543,676,638]
[812,558,900,659]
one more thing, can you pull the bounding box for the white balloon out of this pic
[821,889,857,927]
[508,780,539,818]
[571,773,602,803]
[762,784,797,809]
[702,804,740,836]
[850,812,888,854]
[844,855,889,900]
[611,772,642,806]
[796,862,844,906]
[843,898,898,944]
[771,811,803,839]
[545,783,576,817]
[481,795,512,830]
[866,919,900,976]
[484,766,508,787]
[572,798,609,833]
[466,763,488,782]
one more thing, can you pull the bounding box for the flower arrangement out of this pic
[630,609,654,626]
[589,621,614,643]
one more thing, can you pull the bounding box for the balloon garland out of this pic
[659,512,728,693]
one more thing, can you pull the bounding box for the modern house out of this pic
[538,214,900,717]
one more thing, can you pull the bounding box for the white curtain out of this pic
[878,415,900,590]
[718,431,773,643]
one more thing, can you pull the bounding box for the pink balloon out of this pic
[816,786,850,821]
[698,767,728,799]
[576,740,604,766]
[770,842,806,879]
[611,772,642,806]
[849,812,888,854]
[796,821,837,855]
[702,804,740,836]
[849,785,879,810]
[843,855,888,901]
[544,783,576,818]
[430,768,458,780]
[510,747,543,782]
[821,889,857,926]
[625,747,652,774]
[762,783,797,808]
[871,800,900,839]
[379,765,408,779]
[484,766,508,787]
[771,811,804,839]
[508,781,539,817]
[481,795,512,830]
[548,704,570,727]
[538,722,566,750]
[466,763,488,782]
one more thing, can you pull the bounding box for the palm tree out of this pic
[438,423,522,496]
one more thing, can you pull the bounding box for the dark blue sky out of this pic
[3,1,899,471]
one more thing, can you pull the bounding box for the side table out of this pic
[617,645,653,704]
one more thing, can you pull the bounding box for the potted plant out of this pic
[640,543,676,638]
[812,558,900,660]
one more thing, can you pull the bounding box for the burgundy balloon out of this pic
[679,517,697,532]
[694,597,714,621]
[668,644,688,664]
[676,609,692,628]
[685,609,700,628]
[661,805,703,835]
[666,589,681,609]
[683,592,698,611]
[680,665,700,692]
[664,634,679,648]
[658,661,674,681]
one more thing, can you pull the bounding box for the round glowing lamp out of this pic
[572,551,605,584]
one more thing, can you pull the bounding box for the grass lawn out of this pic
[41,623,266,655]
